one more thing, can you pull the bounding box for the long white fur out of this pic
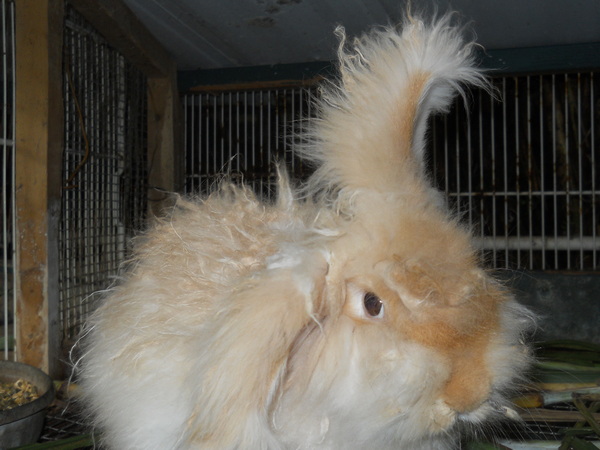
[77,12,531,450]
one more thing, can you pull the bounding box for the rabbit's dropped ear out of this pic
[187,254,328,447]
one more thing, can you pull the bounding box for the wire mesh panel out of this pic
[184,72,599,271]
[183,88,315,198]
[59,5,148,343]
[430,73,599,271]
[0,0,15,360]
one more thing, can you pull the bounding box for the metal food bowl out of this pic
[0,360,55,448]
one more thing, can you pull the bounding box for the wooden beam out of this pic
[178,61,333,93]
[69,0,173,78]
[14,0,64,377]
[147,61,183,217]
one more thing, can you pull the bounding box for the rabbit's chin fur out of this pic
[76,12,533,450]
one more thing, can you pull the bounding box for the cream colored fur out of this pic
[76,13,532,449]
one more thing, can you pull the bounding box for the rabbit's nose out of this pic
[441,359,491,414]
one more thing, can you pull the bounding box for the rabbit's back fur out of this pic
[77,13,532,450]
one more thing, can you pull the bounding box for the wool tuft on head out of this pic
[76,12,532,450]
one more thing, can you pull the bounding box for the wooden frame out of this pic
[15,0,64,378]
[15,0,180,376]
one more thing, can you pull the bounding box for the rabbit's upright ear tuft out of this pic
[186,249,330,447]
[299,14,489,200]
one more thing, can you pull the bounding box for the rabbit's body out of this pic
[78,14,532,449]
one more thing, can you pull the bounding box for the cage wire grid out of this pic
[183,72,599,271]
[0,0,15,361]
[59,3,148,345]
[430,73,598,271]
[183,87,315,198]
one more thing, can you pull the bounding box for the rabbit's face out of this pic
[278,217,530,444]
[346,265,499,416]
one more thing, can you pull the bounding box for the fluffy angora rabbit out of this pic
[78,13,532,450]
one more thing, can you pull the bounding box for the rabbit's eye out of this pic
[363,292,384,318]
[346,284,384,320]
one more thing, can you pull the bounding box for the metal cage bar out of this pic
[430,72,599,270]
[59,5,148,343]
[183,87,315,198]
[1,0,15,360]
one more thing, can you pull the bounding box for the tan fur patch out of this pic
[387,257,503,412]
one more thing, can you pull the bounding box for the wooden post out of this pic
[14,0,64,377]
[147,64,183,217]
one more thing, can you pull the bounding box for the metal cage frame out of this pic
[183,71,599,271]
[0,0,15,360]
